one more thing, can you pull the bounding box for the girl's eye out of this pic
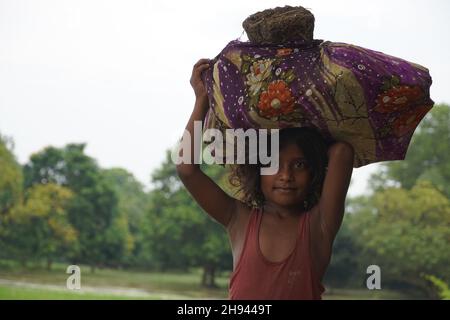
[294,161,306,169]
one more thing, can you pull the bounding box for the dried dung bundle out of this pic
[242,5,315,44]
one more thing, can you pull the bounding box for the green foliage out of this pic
[22,143,120,269]
[0,133,23,216]
[102,168,149,233]
[143,151,231,286]
[102,168,150,267]
[424,275,450,300]
[347,181,450,297]
[1,183,76,267]
[324,211,362,287]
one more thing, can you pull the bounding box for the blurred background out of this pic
[0,0,449,299]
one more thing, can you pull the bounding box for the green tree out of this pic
[0,133,23,216]
[102,168,150,267]
[323,209,362,288]
[23,143,119,271]
[2,183,77,268]
[0,134,24,260]
[347,181,450,298]
[145,151,231,287]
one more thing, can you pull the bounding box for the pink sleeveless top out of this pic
[229,207,325,300]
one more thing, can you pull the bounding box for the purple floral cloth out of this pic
[201,38,434,168]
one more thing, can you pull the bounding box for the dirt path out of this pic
[0,278,196,299]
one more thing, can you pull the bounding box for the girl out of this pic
[176,58,354,300]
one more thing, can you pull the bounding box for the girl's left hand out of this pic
[190,58,211,100]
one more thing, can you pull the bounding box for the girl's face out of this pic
[260,143,312,210]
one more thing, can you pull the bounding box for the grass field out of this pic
[0,260,413,300]
[0,286,140,300]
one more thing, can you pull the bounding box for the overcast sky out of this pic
[1,0,449,196]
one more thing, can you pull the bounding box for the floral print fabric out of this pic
[201,38,434,168]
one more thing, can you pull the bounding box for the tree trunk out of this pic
[90,264,96,274]
[201,264,217,288]
[46,258,52,271]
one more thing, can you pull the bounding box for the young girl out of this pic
[176,58,355,300]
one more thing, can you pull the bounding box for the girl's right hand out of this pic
[190,58,211,100]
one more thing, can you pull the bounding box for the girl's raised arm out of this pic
[176,59,240,230]
[310,141,354,277]
[318,142,354,242]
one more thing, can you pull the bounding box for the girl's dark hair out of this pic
[228,126,330,209]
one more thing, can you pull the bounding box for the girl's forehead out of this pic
[279,143,305,158]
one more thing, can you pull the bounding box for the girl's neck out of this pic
[263,201,305,219]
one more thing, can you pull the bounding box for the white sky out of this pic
[1,0,449,196]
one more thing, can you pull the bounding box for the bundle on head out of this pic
[242,5,315,44]
[202,5,434,168]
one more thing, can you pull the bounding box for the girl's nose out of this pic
[278,165,294,181]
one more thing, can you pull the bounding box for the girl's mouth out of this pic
[274,187,297,193]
